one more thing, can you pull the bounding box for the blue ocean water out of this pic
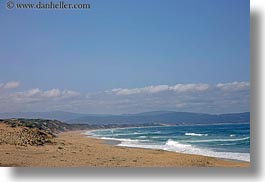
[86,123,250,162]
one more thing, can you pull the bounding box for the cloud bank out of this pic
[0,81,249,114]
[0,81,20,90]
[112,83,210,95]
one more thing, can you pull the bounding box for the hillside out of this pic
[68,111,250,125]
[0,118,95,134]
[0,118,95,146]
[0,122,54,146]
[0,111,86,122]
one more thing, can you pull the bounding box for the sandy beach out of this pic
[0,130,250,167]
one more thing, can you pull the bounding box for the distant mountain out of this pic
[68,111,250,125]
[0,111,87,122]
[0,111,250,125]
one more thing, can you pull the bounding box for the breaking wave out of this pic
[117,139,250,162]
[185,133,208,136]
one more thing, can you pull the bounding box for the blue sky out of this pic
[0,0,249,114]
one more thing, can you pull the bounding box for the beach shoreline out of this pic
[84,131,249,163]
[0,130,250,167]
[84,124,250,163]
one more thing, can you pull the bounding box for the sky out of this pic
[0,0,250,114]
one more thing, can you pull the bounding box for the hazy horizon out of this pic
[0,107,250,116]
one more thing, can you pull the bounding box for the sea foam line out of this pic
[117,139,250,162]
[185,133,208,136]
[186,137,250,143]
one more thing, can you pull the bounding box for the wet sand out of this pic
[0,131,250,167]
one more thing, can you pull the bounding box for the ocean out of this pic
[86,123,250,162]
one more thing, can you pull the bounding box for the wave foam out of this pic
[187,137,250,143]
[118,138,250,162]
[185,133,208,136]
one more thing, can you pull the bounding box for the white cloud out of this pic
[0,81,249,114]
[62,90,80,97]
[12,88,79,101]
[169,83,209,92]
[23,88,41,97]
[216,81,250,91]
[112,83,209,95]
[114,85,169,95]
[42,89,61,98]
[0,81,20,89]
[112,82,249,96]
[146,85,169,93]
